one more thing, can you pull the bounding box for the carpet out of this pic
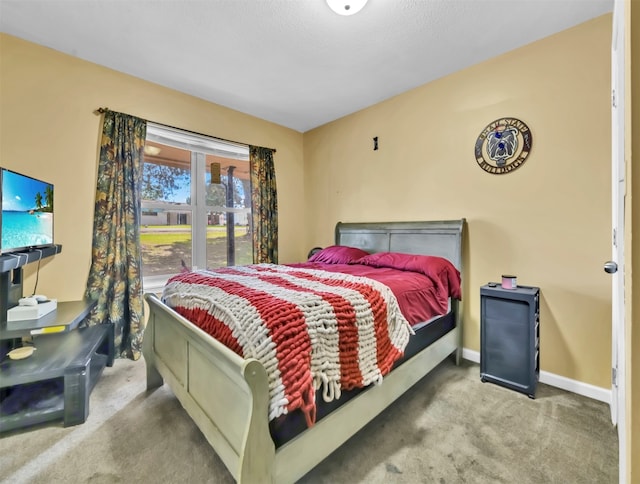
[0,358,618,483]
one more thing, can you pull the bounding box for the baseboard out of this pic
[462,348,481,364]
[461,348,611,404]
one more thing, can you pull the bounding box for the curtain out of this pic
[86,110,147,360]
[249,146,278,263]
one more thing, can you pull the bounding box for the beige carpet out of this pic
[0,358,617,483]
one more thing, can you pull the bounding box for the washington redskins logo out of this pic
[475,118,533,174]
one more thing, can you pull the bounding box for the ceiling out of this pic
[0,0,613,133]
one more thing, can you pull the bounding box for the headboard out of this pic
[334,219,465,272]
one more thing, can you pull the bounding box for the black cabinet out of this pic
[480,284,540,398]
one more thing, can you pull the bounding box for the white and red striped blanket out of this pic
[162,264,414,427]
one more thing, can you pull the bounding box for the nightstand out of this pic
[480,284,540,398]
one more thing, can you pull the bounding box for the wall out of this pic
[304,16,612,388]
[0,34,305,302]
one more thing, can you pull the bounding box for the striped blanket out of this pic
[162,264,414,427]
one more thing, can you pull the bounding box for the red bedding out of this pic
[288,261,458,326]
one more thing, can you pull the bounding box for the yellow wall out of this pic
[0,34,305,302]
[304,16,613,388]
[627,1,638,480]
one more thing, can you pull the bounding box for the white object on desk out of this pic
[18,295,49,306]
[18,297,38,306]
[7,299,58,321]
[7,346,36,360]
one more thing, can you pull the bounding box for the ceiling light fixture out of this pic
[144,145,161,156]
[326,0,368,16]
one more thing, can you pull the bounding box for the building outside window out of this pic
[141,123,251,292]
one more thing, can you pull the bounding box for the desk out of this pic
[0,299,114,432]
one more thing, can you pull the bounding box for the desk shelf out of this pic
[1,350,111,432]
[0,378,65,431]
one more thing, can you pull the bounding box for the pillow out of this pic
[307,245,370,264]
[354,251,461,299]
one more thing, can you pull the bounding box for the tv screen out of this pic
[1,168,54,254]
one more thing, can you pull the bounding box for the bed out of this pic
[143,219,465,483]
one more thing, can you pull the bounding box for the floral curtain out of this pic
[86,110,147,360]
[249,146,278,263]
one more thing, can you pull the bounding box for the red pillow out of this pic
[307,245,370,264]
[354,252,461,299]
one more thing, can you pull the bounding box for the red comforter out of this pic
[289,261,458,325]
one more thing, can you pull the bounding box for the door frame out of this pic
[610,1,626,482]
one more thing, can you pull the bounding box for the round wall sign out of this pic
[474,117,533,174]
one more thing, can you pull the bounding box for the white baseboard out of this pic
[462,348,481,364]
[461,348,611,404]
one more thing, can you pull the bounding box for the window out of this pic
[141,124,251,291]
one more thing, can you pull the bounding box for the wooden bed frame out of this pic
[143,219,465,483]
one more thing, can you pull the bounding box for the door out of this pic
[607,0,626,481]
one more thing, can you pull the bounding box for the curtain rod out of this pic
[95,107,276,153]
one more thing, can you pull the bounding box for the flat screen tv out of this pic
[0,167,54,254]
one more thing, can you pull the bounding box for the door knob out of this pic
[604,261,618,274]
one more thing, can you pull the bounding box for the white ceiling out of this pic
[0,0,613,133]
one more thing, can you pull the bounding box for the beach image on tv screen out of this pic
[1,170,53,252]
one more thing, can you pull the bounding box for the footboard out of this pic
[143,293,275,483]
